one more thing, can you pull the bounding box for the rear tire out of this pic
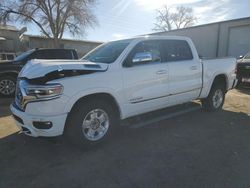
[0,76,16,97]
[65,98,118,148]
[202,82,226,111]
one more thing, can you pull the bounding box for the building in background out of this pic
[20,35,102,57]
[0,25,102,57]
[150,17,250,58]
[2,17,250,59]
[0,25,21,53]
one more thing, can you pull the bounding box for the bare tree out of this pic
[0,0,97,47]
[153,5,197,32]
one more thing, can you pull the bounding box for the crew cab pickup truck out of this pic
[10,36,237,147]
[0,48,78,97]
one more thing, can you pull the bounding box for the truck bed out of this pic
[199,57,237,98]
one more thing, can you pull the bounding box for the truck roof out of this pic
[109,35,191,43]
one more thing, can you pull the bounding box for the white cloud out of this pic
[134,0,201,10]
[192,0,232,24]
[111,0,132,15]
[133,0,238,25]
[112,33,127,40]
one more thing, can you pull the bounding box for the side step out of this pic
[122,102,202,129]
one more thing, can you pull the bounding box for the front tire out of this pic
[202,82,226,111]
[65,99,118,148]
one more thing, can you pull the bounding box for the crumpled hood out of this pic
[19,59,109,79]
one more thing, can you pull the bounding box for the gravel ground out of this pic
[0,89,250,188]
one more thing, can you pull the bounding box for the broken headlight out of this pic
[16,79,63,110]
[25,84,63,99]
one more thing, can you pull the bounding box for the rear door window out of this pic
[161,40,193,62]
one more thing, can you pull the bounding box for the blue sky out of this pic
[24,0,250,42]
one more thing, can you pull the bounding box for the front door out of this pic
[122,40,169,117]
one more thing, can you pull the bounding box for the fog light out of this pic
[21,127,31,134]
[33,121,53,129]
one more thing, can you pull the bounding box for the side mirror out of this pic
[132,52,153,63]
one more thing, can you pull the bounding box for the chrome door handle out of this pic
[190,66,198,70]
[156,70,167,74]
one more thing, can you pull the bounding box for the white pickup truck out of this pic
[10,36,237,146]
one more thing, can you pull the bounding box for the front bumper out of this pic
[10,104,68,137]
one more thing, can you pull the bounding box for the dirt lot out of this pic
[0,89,250,188]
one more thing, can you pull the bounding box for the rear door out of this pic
[162,40,202,104]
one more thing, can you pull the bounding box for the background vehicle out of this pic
[0,52,16,63]
[236,51,250,87]
[10,36,237,147]
[0,48,78,97]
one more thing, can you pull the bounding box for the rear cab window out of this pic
[31,49,74,60]
[47,50,73,59]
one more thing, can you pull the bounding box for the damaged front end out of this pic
[15,59,109,110]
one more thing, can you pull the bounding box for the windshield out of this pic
[82,39,132,63]
[14,49,34,62]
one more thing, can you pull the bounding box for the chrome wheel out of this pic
[0,79,16,96]
[212,89,223,108]
[82,109,109,141]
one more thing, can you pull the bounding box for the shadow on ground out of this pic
[1,107,250,188]
[0,98,13,118]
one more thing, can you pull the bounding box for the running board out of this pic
[122,102,202,129]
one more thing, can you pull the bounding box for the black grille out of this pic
[15,80,23,110]
[16,85,22,102]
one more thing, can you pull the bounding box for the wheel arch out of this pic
[201,74,227,111]
[66,92,122,120]
[211,74,228,91]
